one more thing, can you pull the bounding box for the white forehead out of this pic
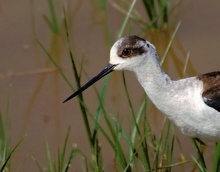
[109,40,125,65]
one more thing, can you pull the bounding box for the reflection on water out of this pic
[0,0,220,171]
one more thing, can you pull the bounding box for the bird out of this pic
[63,35,220,141]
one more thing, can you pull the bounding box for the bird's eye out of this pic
[122,48,132,57]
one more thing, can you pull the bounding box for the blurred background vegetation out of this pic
[0,0,220,171]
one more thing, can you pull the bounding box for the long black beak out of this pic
[63,63,117,103]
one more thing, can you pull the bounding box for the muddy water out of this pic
[0,0,220,171]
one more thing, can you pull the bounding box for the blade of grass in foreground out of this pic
[130,98,151,169]
[34,128,78,172]
[0,90,23,172]
[113,119,131,171]
[90,87,131,171]
[0,90,11,165]
[192,156,208,172]
[213,143,220,172]
[45,141,54,172]
[96,94,130,171]
[44,136,73,172]
[62,5,93,147]
[156,160,190,171]
[160,21,181,65]
[93,76,110,143]
[64,146,78,172]
[142,0,157,28]
[0,137,25,172]
[59,127,71,171]
[117,0,137,39]
[36,39,73,90]
[0,111,8,165]
[43,0,59,34]
[191,138,207,171]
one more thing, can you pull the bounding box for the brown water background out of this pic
[0,0,220,171]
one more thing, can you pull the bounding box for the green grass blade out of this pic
[62,5,93,147]
[131,98,152,171]
[160,21,181,65]
[113,119,131,171]
[122,73,150,169]
[191,138,207,170]
[213,143,220,172]
[192,156,208,172]
[0,114,9,169]
[98,0,107,11]
[117,0,137,38]
[64,146,78,172]
[142,0,157,28]
[95,88,120,143]
[36,39,74,90]
[0,136,25,172]
[183,52,190,76]
[45,141,54,172]
[93,75,111,144]
[0,90,11,169]
[158,0,170,25]
[131,98,146,148]
[89,114,115,149]
[152,118,168,169]
[122,72,136,121]
[32,155,45,172]
[157,160,190,170]
[59,127,71,171]
[44,0,59,34]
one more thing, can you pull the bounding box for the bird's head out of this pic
[109,35,155,71]
[63,35,155,102]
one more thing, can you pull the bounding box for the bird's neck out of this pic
[134,54,173,114]
[134,54,172,89]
